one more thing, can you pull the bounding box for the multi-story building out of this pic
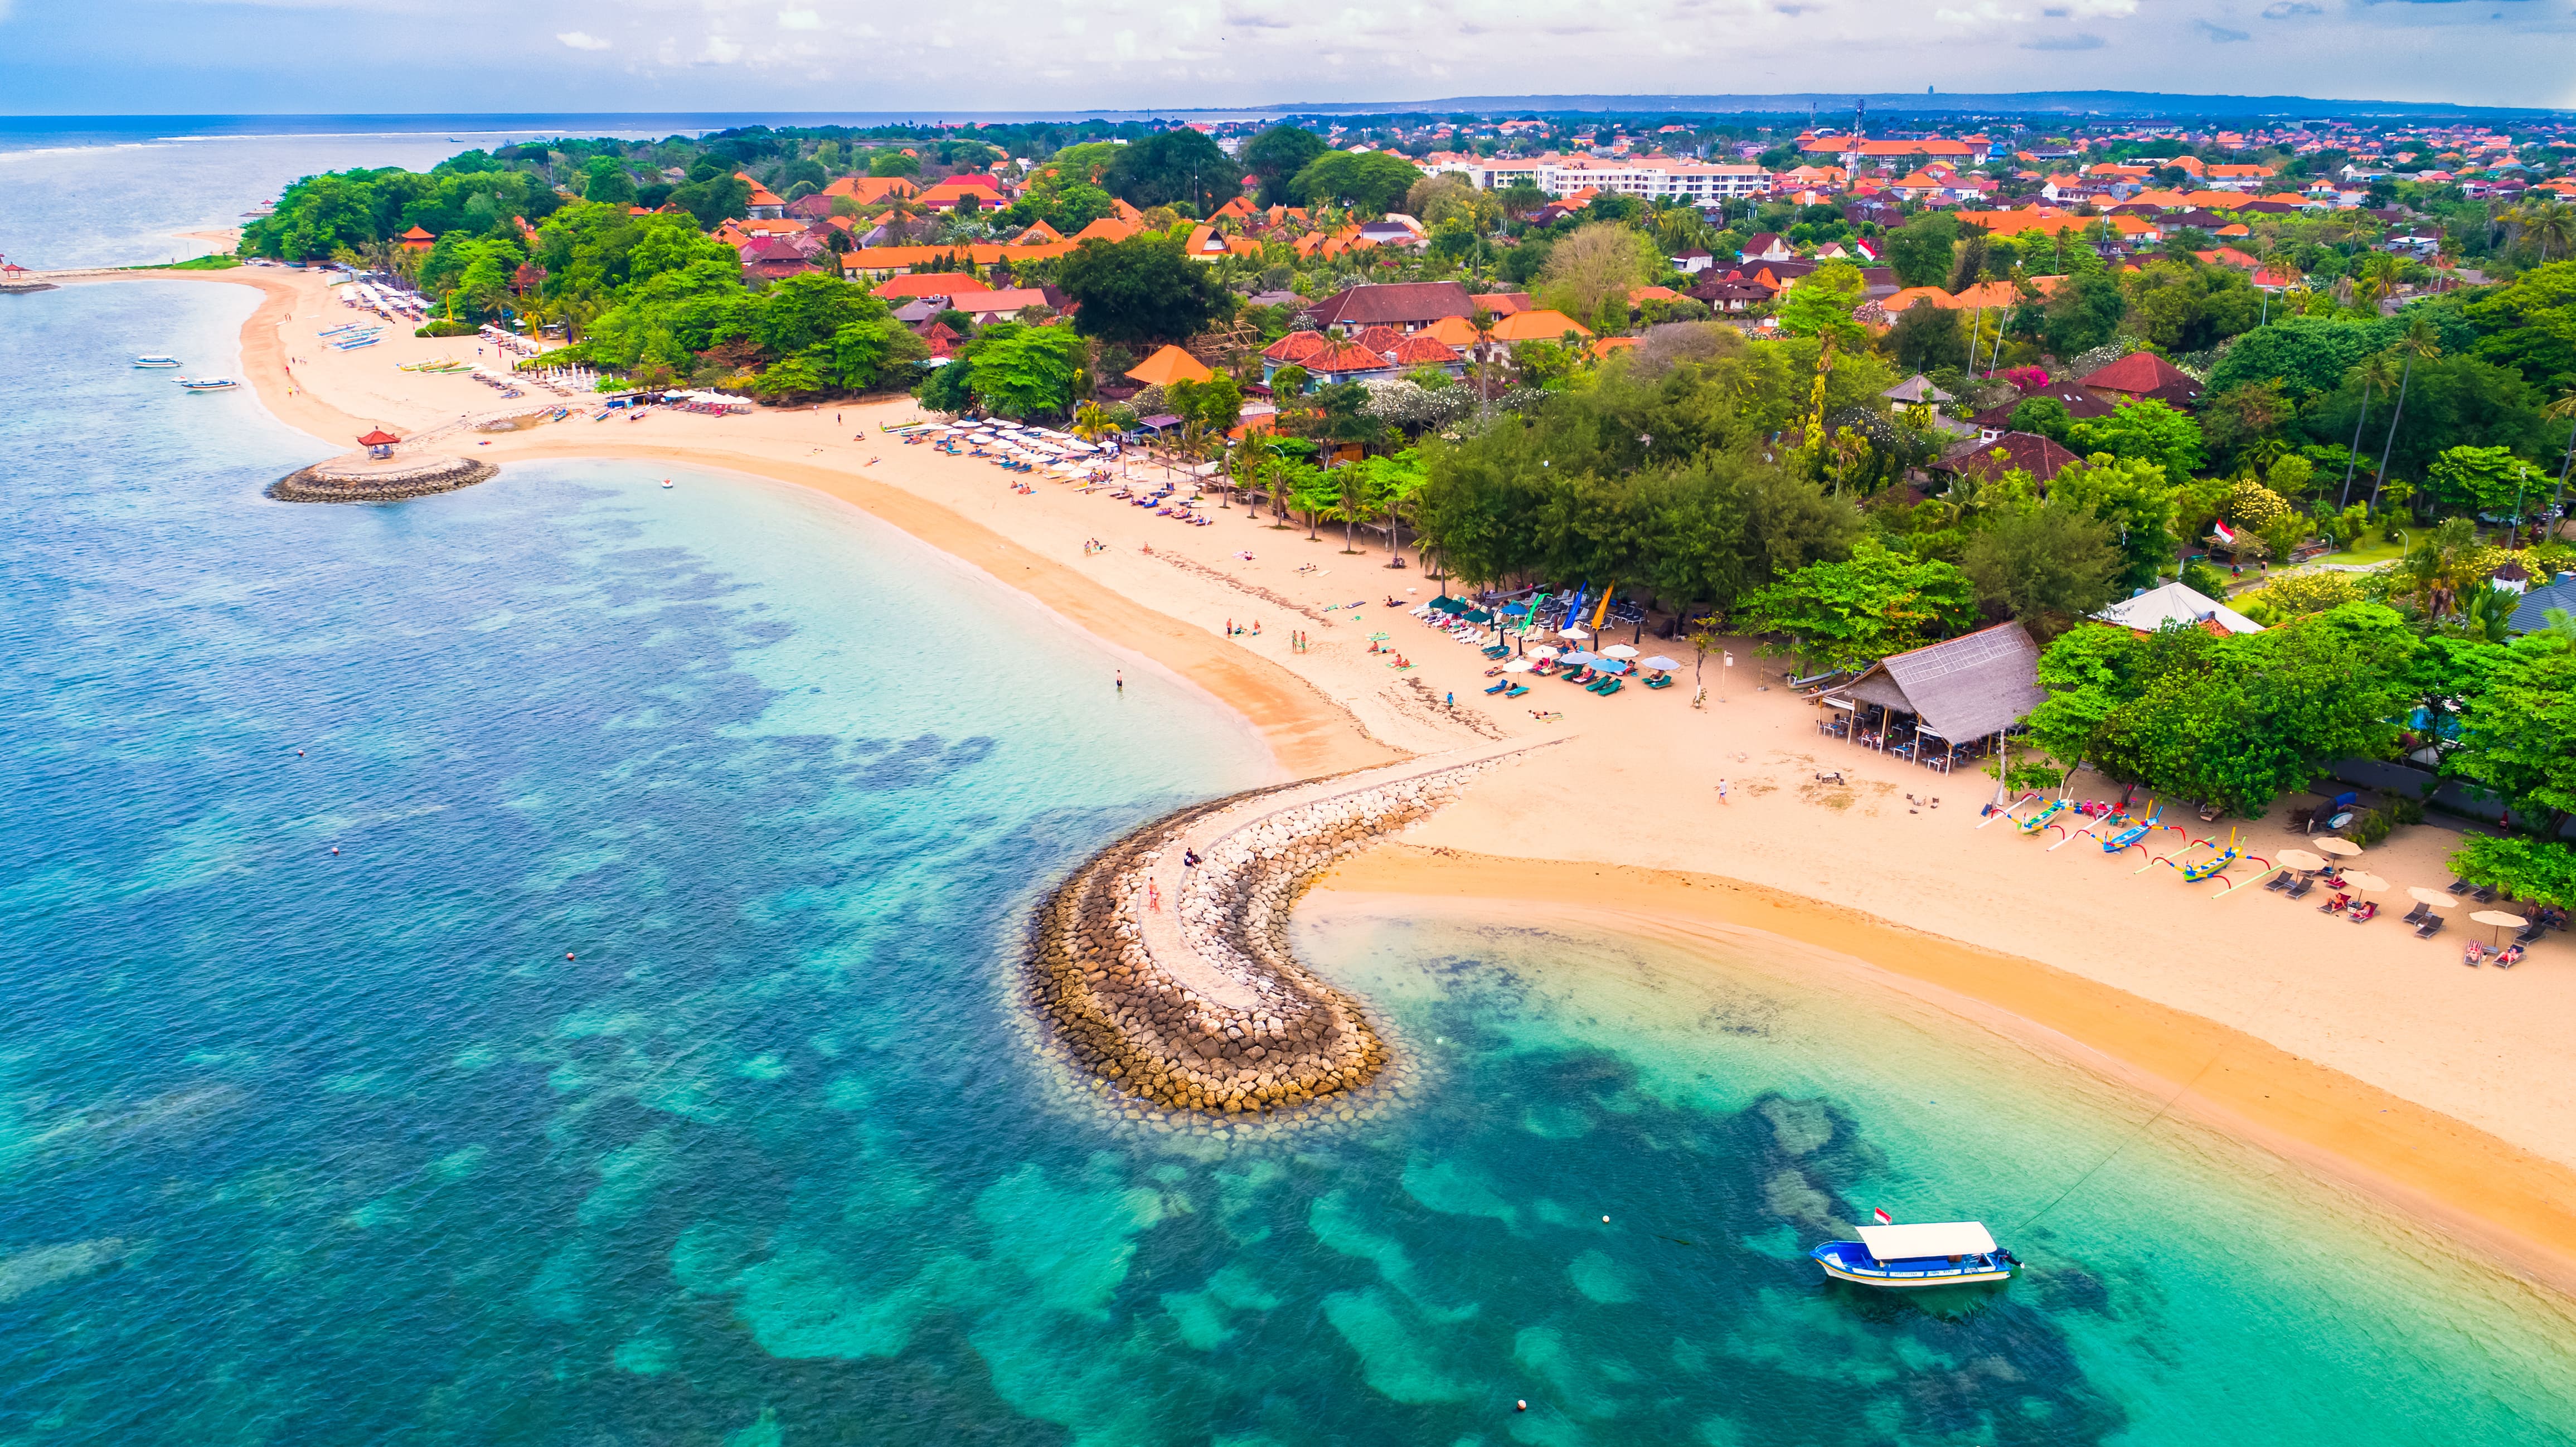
[1421,152,1769,203]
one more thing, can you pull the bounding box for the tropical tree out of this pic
[2447,631,2576,837]
[2370,317,2442,512]
[1736,538,1978,673]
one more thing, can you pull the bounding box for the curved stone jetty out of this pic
[1023,738,1551,1119]
[269,451,495,502]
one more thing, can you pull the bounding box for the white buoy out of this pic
[1516,1400,1527,1412]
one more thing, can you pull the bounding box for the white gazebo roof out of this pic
[2095,582,2262,635]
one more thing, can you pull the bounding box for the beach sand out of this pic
[91,266,2576,1288]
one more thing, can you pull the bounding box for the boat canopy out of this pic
[1857,1222,1997,1260]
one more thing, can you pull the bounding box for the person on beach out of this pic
[1445,692,1454,708]
[1115,670,1123,694]
[1716,779,1731,805]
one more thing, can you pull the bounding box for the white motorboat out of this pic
[176,377,239,392]
[134,355,181,368]
[1810,1221,2019,1289]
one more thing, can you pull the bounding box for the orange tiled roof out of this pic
[1126,344,1215,386]
[1489,309,1593,342]
[1387,334,1460,366]
[1263,331,1333,363]
[870,272,997,298]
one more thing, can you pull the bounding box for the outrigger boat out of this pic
[1811,1221,2019,1289]
[133,355,181,368]
[176,376,239,392]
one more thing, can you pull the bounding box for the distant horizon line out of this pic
[0,89,2565,127]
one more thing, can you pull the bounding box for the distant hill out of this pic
[1248,91,2564,120]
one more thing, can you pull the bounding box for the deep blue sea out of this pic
[4,131,2576,1445]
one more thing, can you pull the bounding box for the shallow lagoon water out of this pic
[4,280,2576,1445]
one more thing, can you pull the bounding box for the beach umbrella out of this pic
[1503,658,1535,673]
[1558,625,1590,641]
[1529,644,1560,659]
[1559,650,1599,666]
[2312,837,2362,858]
[1597,659,1631,675]
[2471,909,2528,943]
[1500,602,1530,616]
[2275,848,2326,874]
[2407,886,2458,907]
[1639,655,1682,672]
[2341,871,2389,893]
[1600,643,1639,660]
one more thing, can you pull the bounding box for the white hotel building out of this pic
[1423,153,1771,204]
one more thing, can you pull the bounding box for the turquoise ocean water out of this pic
[6,138,2576,1443]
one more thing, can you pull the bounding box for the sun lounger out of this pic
[2414,916,2446,940]
[2348,901,2379,924]
[1595,678,1622,695]
[2285,875,2315,899]
[2402,901,2432,926]
[1504,684,1528,698]
[1483,680,1510,695]
[1644,673,1673,688]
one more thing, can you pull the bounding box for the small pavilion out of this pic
[357,428,401,459]
[1126,344,1215,387]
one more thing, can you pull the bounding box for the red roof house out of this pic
[2081,351,2204,407]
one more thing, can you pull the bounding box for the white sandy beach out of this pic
[98,265,2576,1286]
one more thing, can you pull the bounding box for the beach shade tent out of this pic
[2313,837,2362,858]
[1600,644,1640,660]
[1126,345,1216,388]
[1821,623,2049,792]
[2471,910,2529,943]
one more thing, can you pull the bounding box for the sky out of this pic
[0,0,2571,115]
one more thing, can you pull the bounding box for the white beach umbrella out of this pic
[1600,643,1639,660]
[2340,870,2389,894]
[1639,655,1682,672]
[2407,886,2458,907]
[1558,626,1591,641]
[1529,644,1561,659]
[2312,837,2362,858]
[2471,909,2529,944]
[1503,658,1535,672]
[2275,848,2326,873]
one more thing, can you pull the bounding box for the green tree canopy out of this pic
[1737,538,1978,672]
[1962,501,2123,638]
[1055,235,1235,346]
[2447,632,2576,837]
[1289,150,1423,216]
[2068,399,2205,486]
[1774,263,1869,343]
[1101,129,1241,214]
[1242,125,1328,206]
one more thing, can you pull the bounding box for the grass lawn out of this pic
[2312,529,2412,567]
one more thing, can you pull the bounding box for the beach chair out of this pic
[2349,901,2379,924]
[1482,644,1511,659]
[2401,901,2432,926]
[1504,684,1528,698]
[2414,915,2446,940]
[1594,678,1623,696]
[2264,871,2296,893]
[1644,673,1673,689]
[1483,680,1510,695]
[2284,874,2316,900]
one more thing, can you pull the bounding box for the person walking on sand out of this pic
[1115,670,1123,694]
[1716,779,1730,805]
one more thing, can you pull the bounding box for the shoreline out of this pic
[1314,848,2576,1297]
[71,266,2576,1293]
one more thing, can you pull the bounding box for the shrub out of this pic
[415,319,477,338]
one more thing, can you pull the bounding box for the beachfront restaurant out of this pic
[1816,623,2049,773]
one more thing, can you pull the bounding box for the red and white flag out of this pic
[2212,517,2238,545]
[1872,1207,1893,1225]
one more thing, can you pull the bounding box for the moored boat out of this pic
[1810,1221,2017,1289]
[176,377,239,392]
[134,355,181,368]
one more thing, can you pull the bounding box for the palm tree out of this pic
[2370,319,2441,515]
[1070,401,1115,444]
[1336,464,1369,554]
[1228,431,1282,511]
[2545,386,2576,525]
[2340,352,2393,510]
[2506,199,2576,264]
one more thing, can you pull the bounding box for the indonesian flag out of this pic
[2212,517,2239,545]
[1872,1207,1893,1225]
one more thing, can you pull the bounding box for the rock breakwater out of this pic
[269,452,496,503]
[1022,744,1545,1121]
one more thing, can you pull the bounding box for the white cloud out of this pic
[702,32,744,61]
[778,8,821,27]
[556,30,611,49]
